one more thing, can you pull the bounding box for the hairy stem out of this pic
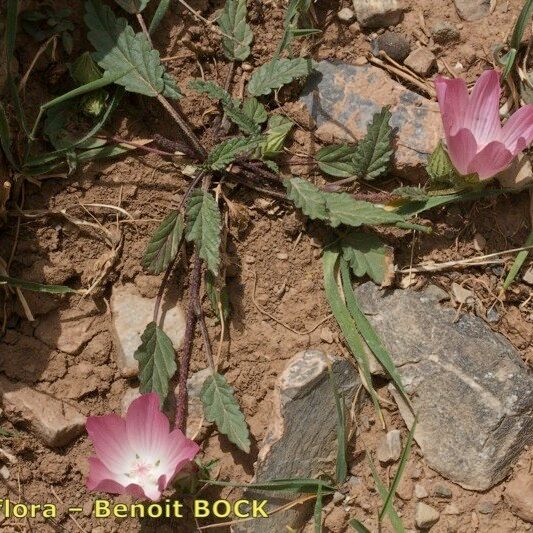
[136,13,153,47]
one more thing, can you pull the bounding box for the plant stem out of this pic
[136,13,153,47]
[156,94,207,160]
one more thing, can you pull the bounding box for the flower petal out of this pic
[87,457,129,494]
[499,104,533,154]
[125,393,171,462]
[446,128,478,175]
[86,414,135,473]
[465,70,501,146]
[466,141,514,180]
[435,76,469,137]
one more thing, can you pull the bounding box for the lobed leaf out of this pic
[204,136,263,170]
[285,177,328,221]
[201,372,251,452]
[352,107,393,180]
[134,322,177,404]
[316,144,358,178]
[114,0,150,14]
[218,0,253,62]
[248,57,314,97]
[185,190,222,275]
[261,115,294,158]
[340,232,394,286]
[85,0,181,98]
[142,211,184,274]
[241,97,268,125]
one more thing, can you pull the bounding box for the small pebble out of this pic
[443,503,461,515]
[431,21,460,44]
[338,7,355,22]
[0,465,9,480]
[244,255,256,264]
[404,48,436,76]
[276,252,289,260]
[416,502,440,529]
[433,483,453,498]
[477,500,494,514]
[486,308,500,323]
[333,491,344,503]
[473,233,486,251]
[377,429,402,464]
[320,327,335,344]
[415,483,428,499]
[375,31,411,62]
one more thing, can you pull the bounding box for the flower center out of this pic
[125,456,161,485]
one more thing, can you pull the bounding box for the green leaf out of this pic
[242,97,268,125]
[0,275,77,294]
[426,141,478,189]
[248,57,314,97]
[379,418,417,522]
[0,102,18,170]
[6,1,19,70]
[368,455,405,533]
[185,190,221,275]
[285,177,328,221]
[502,229,533,291]
[201,372,251,452]
[329,369,347,484]
[72,51,103,85]
[325,193,405,228]
[189,79,260,134]
[349,519,372,533]
[205,478,336,494]
[340,232,393,285]
[134,322,177,404]
[314,483,323,533]
[339,260,410,409]
[352,107,393,181]
[205,271,231,324]
[285,178,407,229]
[218,0,253,62]
[204,136,263,170]
[142,211,184,274]
[316,144,358,178]
[149,0,170,33]
[114,0,150,13]
[323,248,383,424]
[85,0,180,98]
[391,186,429,201]
[261,115,293,158]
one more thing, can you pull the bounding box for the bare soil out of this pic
[0,0,532,532]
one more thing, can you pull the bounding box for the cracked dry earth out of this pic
[1,0,533,531]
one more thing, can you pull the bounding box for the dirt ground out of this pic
[0,0,532,531]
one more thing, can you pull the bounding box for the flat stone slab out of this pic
[0,377,86,447]
[234,350,360,532]
[355,282,533,490]
[454,0,490,21]
[300,61,442,182]
[110,284,186,377]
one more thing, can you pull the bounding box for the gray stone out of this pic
[234,350,360,532]
[454,0,490,21]
[0,377,85,447]
[110,284,186,377]
[354,282,533,491]
[433,483,453,499]
[404,48,436,76]
[416,502,440,529]
[477,500,494,514]
[300,62,442,182]
[353,0,403,28]
[431,21,460,44]
[376,31,411,62]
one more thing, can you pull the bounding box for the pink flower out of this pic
[435,69,533,180]
[86,393,200,501]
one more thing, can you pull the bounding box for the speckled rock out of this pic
[354,282,533,490]
[234,350,361,532]
[353,0,403,28]
[431,21,460,44]
[110,284,186,377]
[375,31,411,62]
[454,0,490,21]
[300,61,442,182]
